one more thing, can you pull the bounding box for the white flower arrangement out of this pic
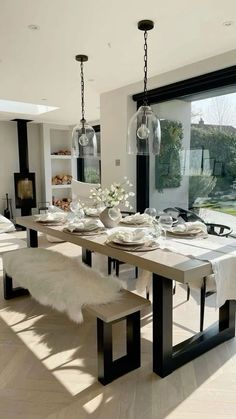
[89,177,135,209]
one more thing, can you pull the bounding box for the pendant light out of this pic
[72,55,97,158]
[127,20,161,155]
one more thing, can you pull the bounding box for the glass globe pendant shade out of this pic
[127,105,161,155]
[72,120,97,158]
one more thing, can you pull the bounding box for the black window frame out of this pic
[134,65,236,212]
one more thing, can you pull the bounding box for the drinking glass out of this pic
[158,214,173,246]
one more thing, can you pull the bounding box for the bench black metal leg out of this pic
[152,273,236,378]
[115,261,120,277]
[97,311,141,385]
[108,257,112,275]
[3,227,37,300]
[82,248,92,267]
[3,272,29,300]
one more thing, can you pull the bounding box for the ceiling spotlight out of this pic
[222,20,234,27]
[28,24,40,30]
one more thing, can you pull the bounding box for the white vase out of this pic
[99,207,122,228]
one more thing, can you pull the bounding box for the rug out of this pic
[3,248,124,323]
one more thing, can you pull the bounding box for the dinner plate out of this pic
[35,219,65,225]
[65,224,99,232]
[119,220,151,226]
[167,228,202,236]
[112,238,146,246]
[63,227,105,235]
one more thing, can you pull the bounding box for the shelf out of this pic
[51,155,71,160]
[51,184,72,189]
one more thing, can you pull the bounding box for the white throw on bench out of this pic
[2,248,150,384]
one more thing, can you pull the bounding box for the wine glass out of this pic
[144,207,157,219]
[69,200,85,220]
[158,214,173,247]
[144,208,160,238]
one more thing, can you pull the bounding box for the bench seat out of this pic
[3,247,150,384]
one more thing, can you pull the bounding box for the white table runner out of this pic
[163,235,236,308]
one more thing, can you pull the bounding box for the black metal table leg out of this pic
[82,248,92,267]
[152,273,236,377]
[153,274,173,376]
[27,228,38,248]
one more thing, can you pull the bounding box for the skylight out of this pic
[0,99,59,115]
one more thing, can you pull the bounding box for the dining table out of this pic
[15,215,236,378]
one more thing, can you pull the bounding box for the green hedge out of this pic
[155,119,183,192]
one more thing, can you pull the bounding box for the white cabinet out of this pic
[41,124,76,209]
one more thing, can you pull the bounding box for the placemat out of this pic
[106,241,159,252]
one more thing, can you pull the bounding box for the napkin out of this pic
[121,212,152,225]
[66,219,99,232]
[170,221,207,235]
[107,229,146,244]
[85,207,101,216]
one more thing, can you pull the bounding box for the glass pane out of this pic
[84,158,101,184]
[149,87,236,233]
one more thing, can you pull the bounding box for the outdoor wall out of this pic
[100,49,236,211]
[0,121,43,218]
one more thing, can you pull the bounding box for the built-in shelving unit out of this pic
[41,124,76,208]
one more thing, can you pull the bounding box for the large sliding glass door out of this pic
[134,66,236,232]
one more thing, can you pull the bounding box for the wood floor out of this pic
[0,234,236,418]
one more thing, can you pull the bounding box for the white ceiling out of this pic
[0,0,236,125]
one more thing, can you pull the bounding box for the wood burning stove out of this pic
[14,173,36,215]
[13,119,37,216]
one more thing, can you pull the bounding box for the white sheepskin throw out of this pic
[3,248,124,323]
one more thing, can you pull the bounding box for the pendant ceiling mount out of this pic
[75,54,88,63]
[137,20,154,31]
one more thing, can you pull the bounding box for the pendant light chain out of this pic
[80,61,85,123]
[143,30,148,106]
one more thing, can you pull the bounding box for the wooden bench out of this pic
[3,253,150,385]
[86,289,150,384]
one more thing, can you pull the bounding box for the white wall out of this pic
[0,121,43,218]
[100,49,236,211]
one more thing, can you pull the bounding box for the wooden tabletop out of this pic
[16,216,213,284]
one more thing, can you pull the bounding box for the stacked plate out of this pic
[106,229,159,251]
[34,213,67,225]
[167,222,208,238]
[63,219,104,235]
